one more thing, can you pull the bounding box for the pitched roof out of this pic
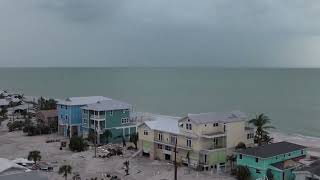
[57,96,111,106]
[38,110,57,118]
[186,111,246,124]
[0,99,9,106]
[140,114,182,135]
[295,160,320,176]
[271,158,303,170]
[237,141,307,158]
[1,171,48,180]
[0,158,28,174]
[81,99,131,111]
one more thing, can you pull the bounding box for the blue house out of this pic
[237,141,307,180]
[57,96,110,137]
[81,99,136,144]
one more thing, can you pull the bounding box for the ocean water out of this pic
[0,68,319,137]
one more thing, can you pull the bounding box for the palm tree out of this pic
[235,142,247,150]
[27,150,41,165]
[59,165,72,180]
[102,130,112,144]
[249,113,275,146]
[262,134,274,144]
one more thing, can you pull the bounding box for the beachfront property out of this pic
[236,141,308,180]
[57,96,110,137]
[81,99,136,144]
[138,111,255,171]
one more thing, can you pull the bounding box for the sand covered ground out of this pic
[0,120,235,180]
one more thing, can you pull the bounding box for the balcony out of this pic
[90,115,106,121]
[200,131,226,139]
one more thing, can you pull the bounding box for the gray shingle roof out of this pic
[187,111,246,124]
[81,99,131,111]
[237,141,307,158]
[57,96,111,106]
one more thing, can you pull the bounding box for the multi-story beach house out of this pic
[81,99,136,144]
[57,96,110,137]
[236,141,307,180]
[138,111,254,171]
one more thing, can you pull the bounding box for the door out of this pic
[165,154,171,161]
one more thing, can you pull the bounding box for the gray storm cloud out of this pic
[0,0,319,67]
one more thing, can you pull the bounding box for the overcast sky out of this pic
[0,0,320,67]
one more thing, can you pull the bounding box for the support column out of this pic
[97,121,100,144]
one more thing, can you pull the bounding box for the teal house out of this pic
[237,141,307,180]
[81,99,136,144]
[57,96,110,137]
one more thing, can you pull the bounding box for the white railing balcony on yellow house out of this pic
[200,130,226,138]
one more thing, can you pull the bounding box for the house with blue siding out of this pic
[236,141,307,180]
[57,96,110,137]
[81,99,136,144]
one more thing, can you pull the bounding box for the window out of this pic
[255,158,259,163]
[186,138,192,147]
[157,144,162,149]
[301,150,304,155]
[239,154,242,159]
[65,106,68,109]
[213,138,218,145]
[179,123,183,128]
[256,169,261,174]
[165,146,171,151]
[144,130,148,135]
[110,110,113,116]
[204,124,207,127]
[121,118,129,124]
[158,133,163,141]
[65,115,68,120]
[247,133,254,139]
[186,123,192,130]
[213,123,218,127]
[61,115,63,119]
[288,153,291,156]
[170,136,177,145]
[61,105,64,109]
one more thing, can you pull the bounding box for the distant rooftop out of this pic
[81,99,132,111]
[295,160,320,177]
[57,96,110,106]
[0,99,9,106]
[237,141,307,158]
[140,114,182,135]
[186,111,246,124]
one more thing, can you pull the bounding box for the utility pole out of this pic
[174,138,177,180]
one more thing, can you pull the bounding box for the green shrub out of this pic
[69,136,88,152]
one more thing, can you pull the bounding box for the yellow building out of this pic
[138,111,254,171]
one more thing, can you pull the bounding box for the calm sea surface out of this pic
[0,68,319,137]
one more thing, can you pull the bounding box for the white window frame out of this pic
[121,118,129,124]
[186,138,192,147]
[158,133,163,141]
[144,130,148,135]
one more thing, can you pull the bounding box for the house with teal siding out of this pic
[237,141,307,180]
[57,96,110,137]
[81,99,136,144]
